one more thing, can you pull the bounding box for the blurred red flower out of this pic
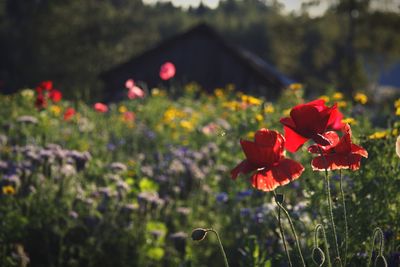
[35,94,47,110]
[39,80,53,91]
[125,79,135,89]
[308,124,368,171]
[159,62,176,80]
[63,107,76,121]
[123,111,135,122]
[280,99,344,152]
[49,89,62,102]
[127,86,145,99]
[94,103,108,113]
[231,128,304,191]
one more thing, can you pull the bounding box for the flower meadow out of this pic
[0,79,399,267]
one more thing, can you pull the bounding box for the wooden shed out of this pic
[100,23,293,100]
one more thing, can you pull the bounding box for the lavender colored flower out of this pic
[240,208,251,217]
[109,162,127,173]
[236,189,253,200]
[69,210,79,219]
[216,192,228,203]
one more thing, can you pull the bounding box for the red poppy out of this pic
[159,62,176,80]
[231,128,304,191]
[39,80,53,91]
[125,79,135,89]
[35,94,47,110]
[127,86,145,99]
[123,111,135,122]
[280,99,344,152]
[308,124,368,171]
[49,89,62,102]
[63,107,76,121]
[94,102,108,113]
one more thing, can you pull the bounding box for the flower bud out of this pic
[191,228,208,241]
[311,247,325,266]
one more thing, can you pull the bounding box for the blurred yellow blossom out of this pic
[180,120,194,132]
[337,101,347,108]
[20,89,35,99]
[246,131,255,139]
[283,108,291,116]
[49,105,61,116]
[392,128,398,136]
[241,94,262,106]
[342,117,357,125]
[226,83,235,92]
[264,104,275,114]
[2,185,15,195]
[369,131,387,139]
[319,95,330,102]
[289,83,303,91]
[394,98,400,108]
[118,105,128,113]
[163,107,186,123]
[151,88,166,97]
[255,114,263,122]
[223,101,240,111]
[332,92,344,100]
[354,92,368,104]
[214,88,224,98]
[396,107,400,116]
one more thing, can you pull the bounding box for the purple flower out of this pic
[216,192,228,203]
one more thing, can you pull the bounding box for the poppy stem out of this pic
[313,224,332,267]
[206,229,230,267]
[367,227,388,267]
[339,170,349,266]
[318,147,342,266]
[273,192,306,267]
[273,191,293,267]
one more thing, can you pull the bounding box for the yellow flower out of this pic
[394,99,400,108]
[264,104,275,114]
[369,131,387,139]
[337,101,347,108]
[226,83,235,92]
[332,92,344,100]
[2,185,16,195]
[20,89,35,99]
[392,128,398,137]
[163,107,186,123]
[396,107,400,116]
[49,105,61,116]
[214,88,224,98]
[283,108,291,116]
[289,83,303,91]
[241,94,262,106]
[354,92,368,105]
[246,131,255,139]
[222,101,240,111]
[255,114,263,122]
[342,117,357,125]
[118,105,127,113]
[151,88,166,97]
[319,95,330,102]
[180,120,194,132]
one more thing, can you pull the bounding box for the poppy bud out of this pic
[191,228,208,241]
[311,247,325,266]
[275,193,284,204]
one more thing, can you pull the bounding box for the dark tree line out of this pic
[0,0,399,99]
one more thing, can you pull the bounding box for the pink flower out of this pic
[159,62,176,80]
[125,79,135,89]
[123,111,135,122]
[127,86,145,99]
[94,103,108,113]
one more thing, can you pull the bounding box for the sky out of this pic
[142,0,328,15]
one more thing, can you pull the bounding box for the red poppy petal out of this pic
[313,133,332,146]
[231,160,257,180]
[283,126,308,152]
[311,154,363,171]
[251,159,304,191]
[308,99,326,111]
[351,144,368,158]
[328,105,344,130]
[291,105,329,134]
[280,117,296,129]
[240,139,276,166]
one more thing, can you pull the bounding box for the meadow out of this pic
[0,80,399,267]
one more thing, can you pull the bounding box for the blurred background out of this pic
[0,0,399,100]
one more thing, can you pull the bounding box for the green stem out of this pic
[208,229,230,267]
[314,224,332,267]
[319,147,342,266]
[339,170,348,266]
[273,195,306,267]
[273,192,293,267]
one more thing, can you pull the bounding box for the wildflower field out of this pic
[0,80,399,267]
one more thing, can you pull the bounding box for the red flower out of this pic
[39,80,53,91]
[308,124,368,171]
[231,128,304,191]
[280,99,344,152]
[35,94,47,110]
[159,62,176,80]
[49,89,62,102]
[125,79,135,89]
[94,102,108,113]
[123,111,135,122]
[127,86,145,99]
[63,107,76,121]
